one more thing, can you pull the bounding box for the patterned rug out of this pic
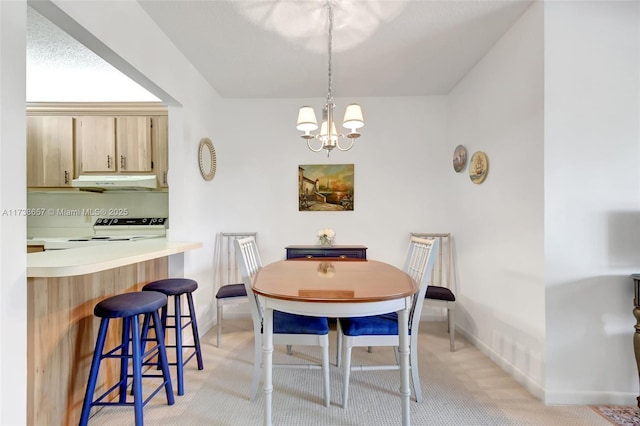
[593,406,640,425]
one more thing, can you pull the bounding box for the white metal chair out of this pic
[214,232,257,348]
[337,236,439,407]
[234,236,331,406]
[411,232,456,351]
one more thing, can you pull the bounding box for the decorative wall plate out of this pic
[469,151,489,184]
[453,145,467,173]
[198,137,217,181]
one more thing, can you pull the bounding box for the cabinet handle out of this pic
[305,255,313,258]
[107,155,112,169]
[340,255,346,259]
[163,171,167,185]
[120,155,126,170]
[64,170,69,185]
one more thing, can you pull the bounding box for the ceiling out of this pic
[28,0,533,99]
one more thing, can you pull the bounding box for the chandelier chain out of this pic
[327,1,333,102]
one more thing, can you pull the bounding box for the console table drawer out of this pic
[285,245,367,260]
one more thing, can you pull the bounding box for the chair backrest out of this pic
[410,232,452,290]
[214,232,258,288]
[234,236,264,332]
[403,236,439,331]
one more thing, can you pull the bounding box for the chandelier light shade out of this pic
[296,106,319,138]
[343,104,364,138]
[296,1,364,156]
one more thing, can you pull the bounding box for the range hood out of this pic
[71,175,157,191]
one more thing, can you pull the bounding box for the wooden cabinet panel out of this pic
[77,116,156,174]
[77,116,116,172]
[116,116,152,172]
[27,116,74,187]
[151,116,169,187]
[27,104,168,187]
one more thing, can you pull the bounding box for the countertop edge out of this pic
[27,240,203,278]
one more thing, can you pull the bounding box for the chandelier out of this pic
[296,1,364,156]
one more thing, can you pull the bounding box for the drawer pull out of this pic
[305,255,313,258]
[339,255,346,259]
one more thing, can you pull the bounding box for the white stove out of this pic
[41,217,167,250]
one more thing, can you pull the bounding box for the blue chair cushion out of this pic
[272,311,329,335]
[339,312,409,336]
[94,291,167,319]
[215,283,247,299]
[426,285,455,302]
[143,278,198,296]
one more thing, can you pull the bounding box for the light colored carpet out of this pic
[88,320,610,425]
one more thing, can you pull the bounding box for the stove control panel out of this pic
[94,218,167,227]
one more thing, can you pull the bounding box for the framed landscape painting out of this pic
[298,164,354,211]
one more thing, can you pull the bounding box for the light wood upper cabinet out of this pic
[77,116,116,172]
[77,116,154,174]
[27,103,168,189]
[151,116,169,187]
[116,116,152,172]
[27,116,74,187]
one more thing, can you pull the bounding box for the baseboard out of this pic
[456,324,545,401]
[545,390,638,406]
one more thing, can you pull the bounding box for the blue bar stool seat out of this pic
[80,291,174,426]
[142,278,204,396]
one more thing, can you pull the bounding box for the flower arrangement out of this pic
[317,228,335,246]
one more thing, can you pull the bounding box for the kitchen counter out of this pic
[27,237,201,425]
[27,238,202,277]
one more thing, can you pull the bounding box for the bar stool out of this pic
[80,291,174,426]
[142,278,204,396]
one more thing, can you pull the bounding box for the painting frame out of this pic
[298,164,354,211]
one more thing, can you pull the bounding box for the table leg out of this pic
[633,276,640,408]
[263,307,274,426]
[633,300,640,407]
[398,306,410,426]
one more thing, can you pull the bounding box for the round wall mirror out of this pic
[198,137,217,181]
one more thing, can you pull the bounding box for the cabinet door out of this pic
[27,116,74,187]
[77,116,116,172]
[116,116,152,172]
[151,116,169,187]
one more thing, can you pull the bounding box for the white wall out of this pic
[447,1,546,398]
[0,1,27,424]
[544,1,640,405]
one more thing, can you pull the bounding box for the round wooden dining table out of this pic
[252,259,418,426]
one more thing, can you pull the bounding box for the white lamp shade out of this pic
[342,104,364,130]
[296,106,318,132]
[320,120,338,142]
